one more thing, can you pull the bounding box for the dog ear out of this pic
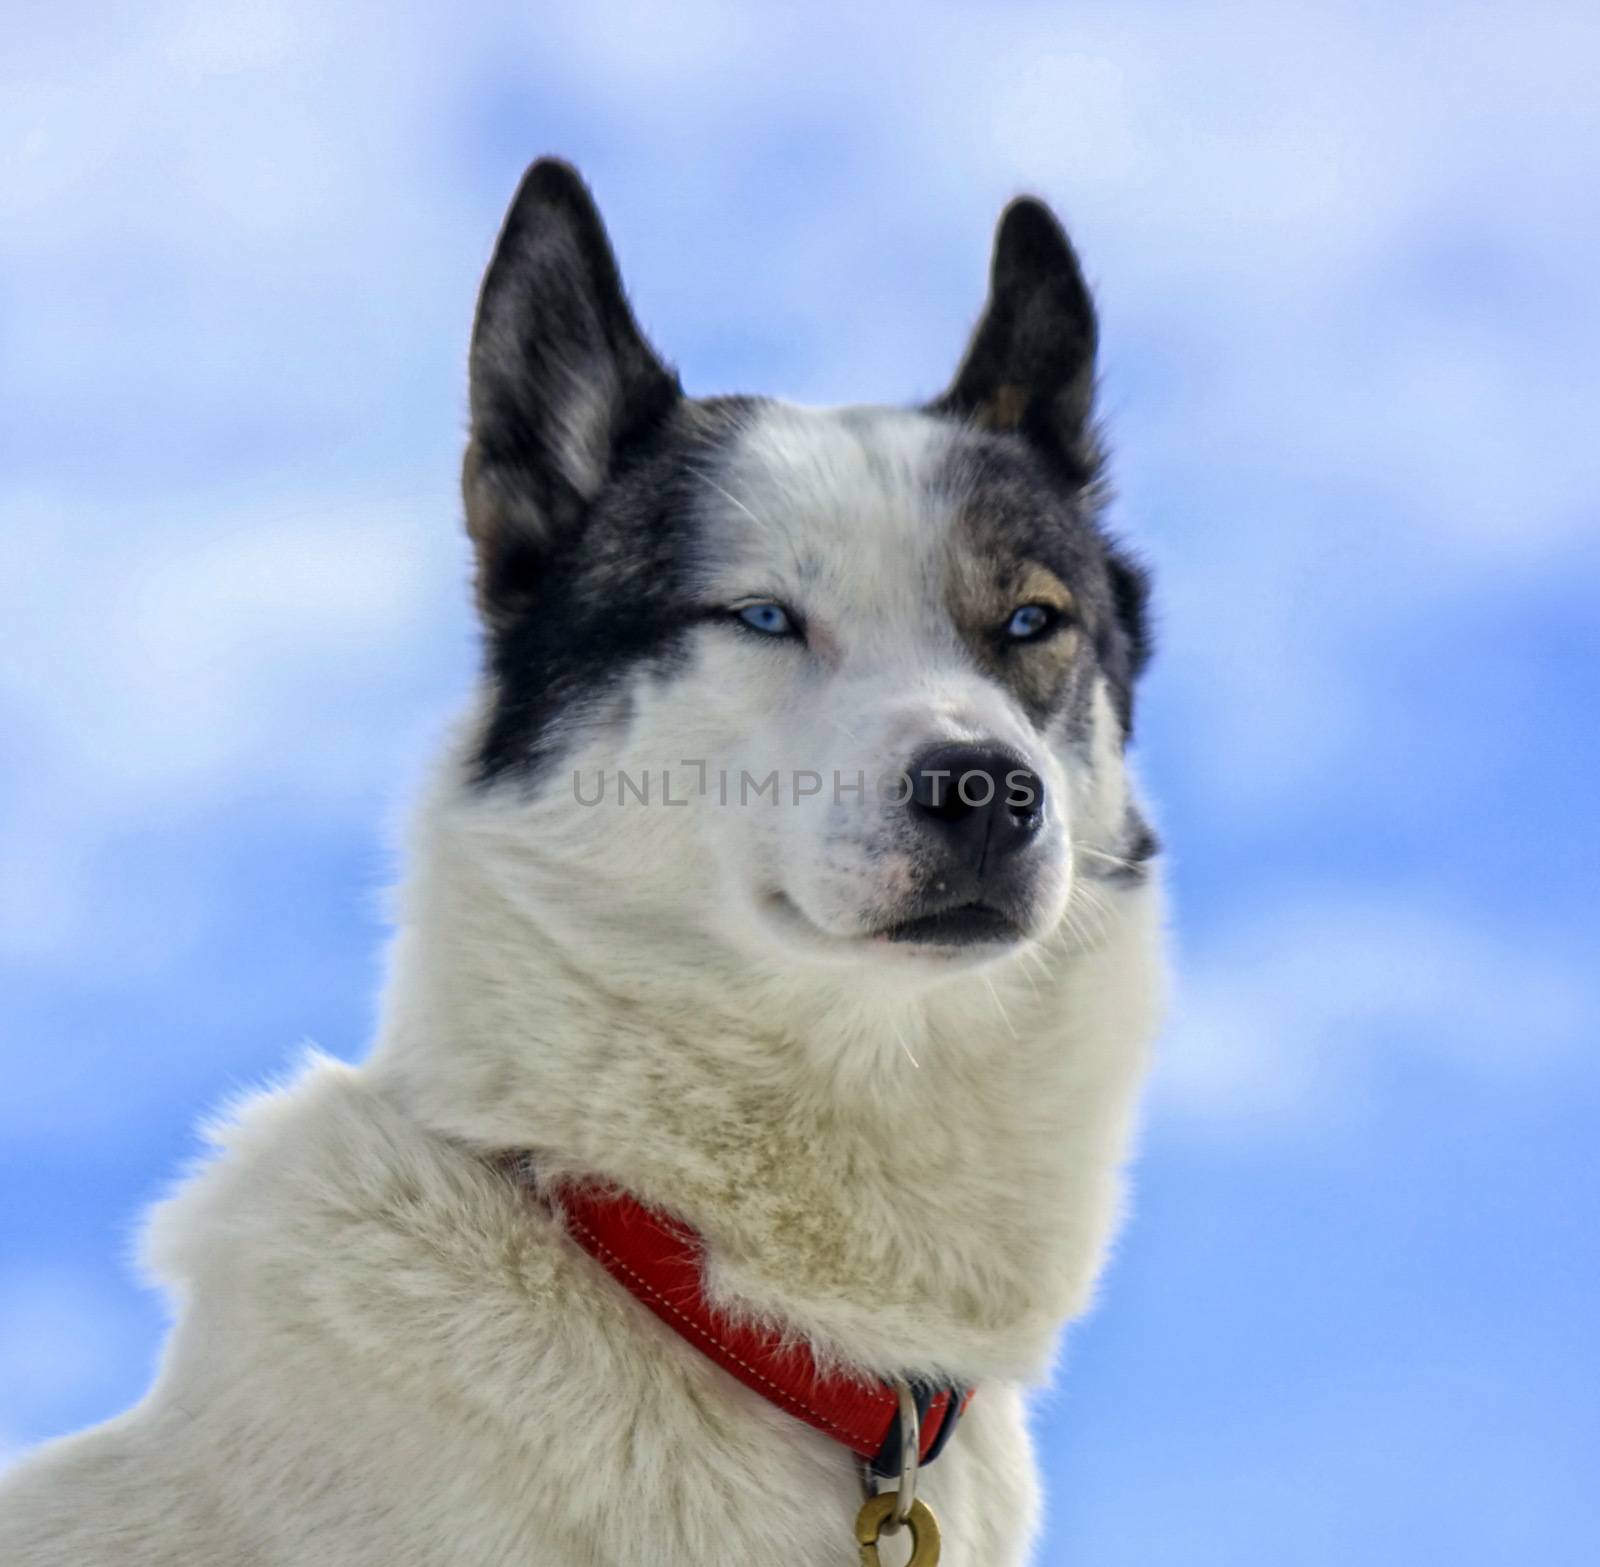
[934,197,1100,483]
[463,159,681,616]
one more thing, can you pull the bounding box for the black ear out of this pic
[464,159,680,614]
[934,197,1100,483]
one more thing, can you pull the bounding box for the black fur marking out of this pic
[1101,546,1154,739]
[473,400,763,784]
[1124,812,1161,868]
[1086,807,1162,884]
[941,433,1150,743]
[461,159,749,785]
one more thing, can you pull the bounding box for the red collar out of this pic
[524,1172,970,1474]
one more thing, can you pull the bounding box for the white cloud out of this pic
[1153,895,1594,1137]
[0,482,466,810]
[0,479,470,972]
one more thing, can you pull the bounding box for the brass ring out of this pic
[856,1491,941,1567]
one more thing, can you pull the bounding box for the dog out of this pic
[0,159,1165,1565]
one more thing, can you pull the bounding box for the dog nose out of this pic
[906,744,1045,865]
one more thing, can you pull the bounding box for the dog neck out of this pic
[367,760,1164,1386]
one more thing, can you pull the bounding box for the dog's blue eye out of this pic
[1005,604,1057,641]
[735,602,796,638]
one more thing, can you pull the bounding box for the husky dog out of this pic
[0,160,1164,1565]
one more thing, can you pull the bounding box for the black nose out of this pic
[907,744,1045,869]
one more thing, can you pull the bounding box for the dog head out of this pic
[457,160,1155,981]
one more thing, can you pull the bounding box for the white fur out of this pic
[0,403,1166,1565]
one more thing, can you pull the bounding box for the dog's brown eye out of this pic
[1004,604,1059,642]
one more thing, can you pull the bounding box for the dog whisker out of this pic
[892,1024,921,1069]
[982,975,1020,1042]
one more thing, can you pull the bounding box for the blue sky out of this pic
[3,3,1598,1561]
